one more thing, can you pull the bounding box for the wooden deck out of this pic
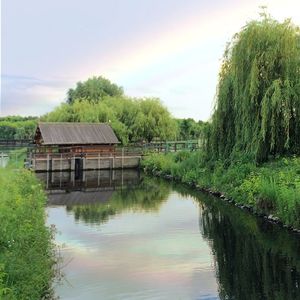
[26,140,201,172]
[28,149,142,172]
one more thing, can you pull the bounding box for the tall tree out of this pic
[67,76,124,104]
[43,97,178,144]
[207,14,300,162]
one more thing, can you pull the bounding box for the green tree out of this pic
[44,97,178,144]
[0,117,38,140]
[134,98,178,142]
[206,15,300,162]
[67,76,124,104]
[176,118,207,140]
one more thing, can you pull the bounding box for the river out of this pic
[43,170,300,300]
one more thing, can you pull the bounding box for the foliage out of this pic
[43,97,178,144]
[142,152,300,229]
[67,76,124,104]
[0,117,38,140]
[0,169,56,299]
[176,118,208,140]
[4,148,28,169]
[206,15,300,162]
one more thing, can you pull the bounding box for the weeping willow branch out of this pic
[206,15,300,163]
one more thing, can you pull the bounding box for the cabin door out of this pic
[75,158,83,179]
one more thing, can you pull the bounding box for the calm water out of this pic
[45,170,300,300]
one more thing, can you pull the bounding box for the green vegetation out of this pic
[3,148,28,169]
[176,118,208,140]
[43,96,177,144]
[0,77,206,145]
[142,15,300,230]
[0,116,37,140]
[142,152,300,229]
[67,76,124,104]
[0,169,56,299]
[206,15,300,162]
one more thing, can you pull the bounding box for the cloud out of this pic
[1,74,71,116]
[0,75,74,116]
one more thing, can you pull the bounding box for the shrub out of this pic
[0,169,56,299]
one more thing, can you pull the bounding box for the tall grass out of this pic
[0,169,56,299]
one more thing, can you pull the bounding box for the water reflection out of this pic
[174,186,300,300]
[67,178,170,225]
[37,169,141,191]
[199,198,300,300]
[41,170,170,225]
[45,173,300,300]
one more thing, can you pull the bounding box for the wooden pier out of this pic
[28,148,142,172]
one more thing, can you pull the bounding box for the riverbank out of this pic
[0,168,56,299]
[141,152,300,232]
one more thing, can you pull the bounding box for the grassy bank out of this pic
[142,152,300,230]
[5,148,28,169]
[0,168,56,299]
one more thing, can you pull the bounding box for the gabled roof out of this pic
[36,122,119,145]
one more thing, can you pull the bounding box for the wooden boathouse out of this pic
[29,122,141,172]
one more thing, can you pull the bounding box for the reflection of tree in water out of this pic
[66,177,170,225]
[198,196,300,300]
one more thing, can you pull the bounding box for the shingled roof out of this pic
[36,122,119,145]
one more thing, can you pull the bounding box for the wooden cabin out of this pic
[30,123,141,172]
[34,122,120,155]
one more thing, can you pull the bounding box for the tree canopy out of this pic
[67,76,124,104]
[43,97,178,144]
[0,116,38,140]
[176,118,208,140]
[206,15,300,162]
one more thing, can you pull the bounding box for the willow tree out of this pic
[207,15,300,162]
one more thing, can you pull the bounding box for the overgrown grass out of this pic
[142,152,300,229]
[0,169,56,299]
[5,148,28,169]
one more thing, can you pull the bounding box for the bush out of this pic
[0,169,56,299]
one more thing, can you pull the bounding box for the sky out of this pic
[1,0,300,121]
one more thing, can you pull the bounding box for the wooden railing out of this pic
[30,148,143,160]
[27,140,201,161]
[140,140,201,153]
[0,139,33,146]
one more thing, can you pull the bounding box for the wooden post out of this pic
[83,157,86,170]
[110,153,113,170]
[71,170,75,186]
[59,170,62,188]
[46,171,49,189]
[121,168,124,187]
[98,152,100,170]
[47,154,50,172]
[122,147,124,169]
[60,154,63,171]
